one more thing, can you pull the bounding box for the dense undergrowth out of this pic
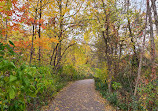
[94,71,158,111]
[0,42,92,111]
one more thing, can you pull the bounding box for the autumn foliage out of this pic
[0,0,157,110]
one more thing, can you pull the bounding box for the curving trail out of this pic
[42,79,114,111]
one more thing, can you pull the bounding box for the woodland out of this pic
[0,0,158,111]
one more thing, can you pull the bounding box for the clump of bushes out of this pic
[94,77,129,110]
[61,64,93,81]
[0,41,92,111]
[94,74,158,111]
[0,42,63,110]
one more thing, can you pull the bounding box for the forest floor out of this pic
[42,79,115,111]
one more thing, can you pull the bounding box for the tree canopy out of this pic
[0,0,157,110]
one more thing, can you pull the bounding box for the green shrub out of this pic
[0,42,69,110]
[62,65,77,80]
[0,41,92,111]
[61,64,90,81]
[112,82,122,90]
[0,42,40,110]
[94,77,128,110]
[106,92,118,106]
[94,65,108,83]
[138,80,158,111]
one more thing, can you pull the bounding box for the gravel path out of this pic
[42,79,114,111]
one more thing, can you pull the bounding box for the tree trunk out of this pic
[5,18,8,41]
[151,0,158,36]
[147,0,156,76]
[101,0,112,93]
[50,44,58,65]
[30,24,35,65]
[30,3,38,65]
[29,3,38,65]
[56,0,63,69]
[38,0,42,66]
[134,8,147,96]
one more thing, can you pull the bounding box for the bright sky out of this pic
[118,0,146,11]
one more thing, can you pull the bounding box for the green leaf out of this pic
[35,87,41,95]
[9,40,15,47]
[23,78,30,87]
[0,60,16,71]
[27,72,33,79]
[17,70,22,80]
[9,87,15,99]
[30,85,36,92]
[9,75,17,82]
[0,50,4,55]
[8,62,16,69]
